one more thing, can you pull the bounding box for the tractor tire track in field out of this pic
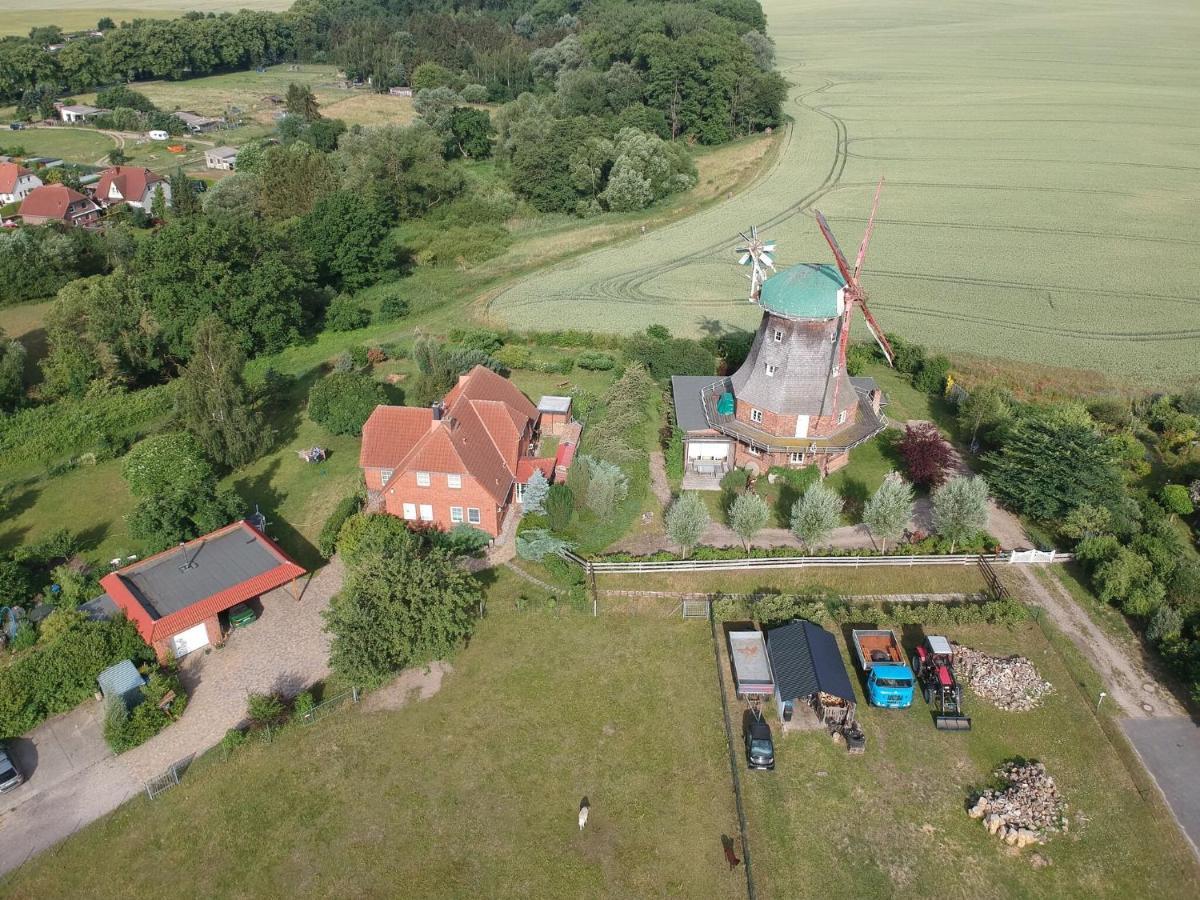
[572,80,853,308]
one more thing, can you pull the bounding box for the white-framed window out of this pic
[447,473,462,489]
[450,506,464,523]
[416,471,431,487]
[789,452,805,464]
[750,408,763,424]
[837,410,847,425]
[831,365,839,376]
[773,329,783,342]
[402,503,417,520]
[419,504,434,521]
[765,364,778,377]
[379,468,394,484]
[467,508,481,525]
[515,482,525,501]
[747,446,761,457]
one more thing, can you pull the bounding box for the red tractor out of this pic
[912,635,972,731]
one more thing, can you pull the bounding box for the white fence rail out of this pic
[561,550,1070,575]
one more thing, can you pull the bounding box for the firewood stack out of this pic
[952,644,1053,711]
[967,761,1068,847]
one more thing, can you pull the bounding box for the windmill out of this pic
[812,177,894,367]
[736,225,776,302]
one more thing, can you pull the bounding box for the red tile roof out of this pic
[361,366,539,506]
[100,520,305,644]
[0,162,34,194]
[93,166,165,204]
[516,457,555,483]
[19,183,89,221]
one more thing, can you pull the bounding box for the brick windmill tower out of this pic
[708,180,892,474]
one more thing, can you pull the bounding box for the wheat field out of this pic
[489,0,1200,383]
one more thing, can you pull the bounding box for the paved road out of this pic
[1122,718,1200,858]
[0,559,341,876]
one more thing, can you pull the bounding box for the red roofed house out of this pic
[360,366,578,537]
[94,520,306,661]
[18,183,100,226]
[92,165,171,211]
[0,162,42,204]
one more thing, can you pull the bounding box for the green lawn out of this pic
[597,564,989,597]
[0,571,742,899]
[6,128,115,164]
[740,620,1200,898]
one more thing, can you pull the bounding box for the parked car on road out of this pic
[0,743,24,793]
[744,718,775,770]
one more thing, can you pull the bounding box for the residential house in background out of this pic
[18,183,100,225]
[0,162,42,204]
[83,520,306,661]
[91,166,170,211]
[58,104,103,123]
[205,146,238,170]
[359,366,580,537]
[174,111,222,133]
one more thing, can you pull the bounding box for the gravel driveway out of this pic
[0,559,343,876]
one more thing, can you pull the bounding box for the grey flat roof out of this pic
[671,375,728,432]
[80,593,118,621]
[538,395,571,413]
[117,527,282,619]
[207,146,237,157]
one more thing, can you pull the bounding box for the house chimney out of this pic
[431,402,443,424]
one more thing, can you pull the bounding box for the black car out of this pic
[0,742,24,793]
[744,718,775,770]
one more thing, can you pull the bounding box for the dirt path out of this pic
[1011,566,1183,718]
[648,449,672,509]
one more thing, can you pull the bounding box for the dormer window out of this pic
[765,364,778,377]
[750,408,763,424]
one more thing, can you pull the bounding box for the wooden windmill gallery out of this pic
[671,181,893,482]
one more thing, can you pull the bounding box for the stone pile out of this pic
[953,644,1052,711]
[968,761,1068,847]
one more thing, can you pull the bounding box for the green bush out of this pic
[0,611,151,737]
[292,691,316,722]
[711,594,1029,628]
[102,671,187,753]
[325,295,372,332]
[545,483,574,532]
[494,344,533,370]
[435,524,492,556]
[577,352,616,371]
[720,468,749,493]
[1161,484,1194,516]
[664,427,684,484]
[318,492,364,559]
[308,373,386,436]
[219,727,248,758]
[246,692,286,727]
[376,289,410,321]
[914,355,951,394]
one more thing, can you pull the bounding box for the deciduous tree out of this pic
[898,422,953,488]
[790,482,843,551]
[666,492,710,558]
[861,472,914,552]
[728,491,769,551]
[931,476,990,553]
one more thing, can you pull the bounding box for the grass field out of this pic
[1,128,115,164]
[734,618,1200,898]
[0,585,744,899]
[488,0,1200,384]
[0,0,290,36]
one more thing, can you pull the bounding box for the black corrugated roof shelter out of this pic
[766,619,856,703]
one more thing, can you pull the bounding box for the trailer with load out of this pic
[912,635,972,731]
[850,628,915,709]
[728,630,774,699]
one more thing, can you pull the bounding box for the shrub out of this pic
[435,524,492,556]
[318,492,364,559]
[494,344,533,370]
[720,468,750,493]
[546,483,575,532]
[219,727,248,758]
[899,423,952,487]
[768,465,819,493]
[308,373,386,435]
[914,355,951,394]
[1147,604,1183,643]
[577,352,616,371]
[461,83,489,103]
[102,671,187,753]
[246,692,286,727]
[584,458,629,517]
[377,289,410,320]
[665,492,710,557]
[122,432,214,498]
[449,329,504,354]
[516,528,571,562]
[292,691,316,722]
[1161,484,1194,517]
[325,295,372,332]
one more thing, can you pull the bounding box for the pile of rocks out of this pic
[953,644,1052,711]
[968,761,1068,847]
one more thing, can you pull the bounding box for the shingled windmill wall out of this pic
[729,310,859,439]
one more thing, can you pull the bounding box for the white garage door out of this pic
[169,622,210,657]
[688,441,730,460]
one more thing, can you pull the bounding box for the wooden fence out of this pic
[560,549,1070,576]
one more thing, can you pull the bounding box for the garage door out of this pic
[169,622,210,657]
[688,441,730,459]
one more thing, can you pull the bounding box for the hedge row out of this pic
[712,593,1030,629]
[596,534,1000,563]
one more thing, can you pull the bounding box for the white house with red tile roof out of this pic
[92,165,171,211]
[0,162,42,204]
[359,365,578,537]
